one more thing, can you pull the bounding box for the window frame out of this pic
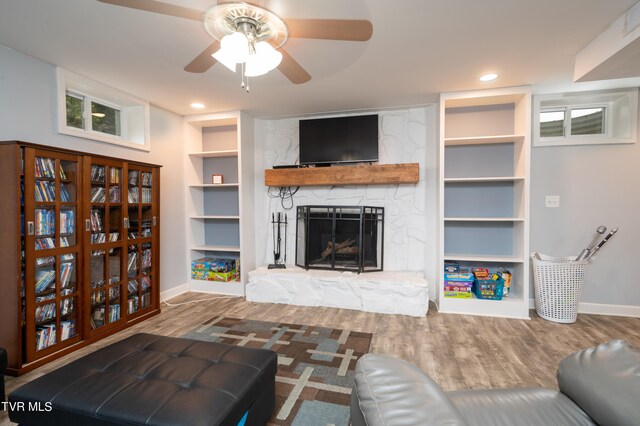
[57,67,150,151]
[533,89,637,147]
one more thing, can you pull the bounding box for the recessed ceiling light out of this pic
[191,102,205,109]
[480,73,498,82]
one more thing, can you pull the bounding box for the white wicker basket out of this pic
[531,253,588,323]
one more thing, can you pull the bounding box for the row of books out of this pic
[128,187,139,203]
[91,304,121,327]
[90,209,103,231]
[90,231,121,244]
[35,288,74,304]
[35,157,57,179]
[36,324,56,350]
[91,165,106,183]
[142,172,152,187]
[128,295,139,314]
[142,248,152,269]
[90,187,106,203]
[35,320,75,351]
[35,302,56,323]
[60,209,74,234]
[61,262,74,288]
[35,270,56,294]
[34,181,56,202]
[141,188,152,203]
[35,209,55,236]
[128,170,139,186]
[127,252,138,274]
[35,238,55,250]
[60,297,74,316]
[109,186,121,202]
[111,167,121,184]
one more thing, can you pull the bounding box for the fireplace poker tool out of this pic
[268,212,287,269]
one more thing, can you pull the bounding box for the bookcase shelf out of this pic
[0,141,161,376]
[188,150,238,158]
[438,87,531,320]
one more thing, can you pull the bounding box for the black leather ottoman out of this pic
[8,333,277,425]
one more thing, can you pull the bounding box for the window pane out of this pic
[91,101,121,137]
[540,109,565,137]
[66,94,84,129]
[571,107,605,135]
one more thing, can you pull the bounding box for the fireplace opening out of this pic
[296,205,384,273]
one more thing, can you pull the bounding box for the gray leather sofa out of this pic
[351,340,639,426]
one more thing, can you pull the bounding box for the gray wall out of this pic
[0,46,188,295]
[530,97,640,307]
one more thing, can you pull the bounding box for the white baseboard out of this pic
[529,298,640,318]
[160,283,190,302]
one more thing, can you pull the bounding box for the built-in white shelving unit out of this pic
[438,87,531,319]
[184,112,255,296]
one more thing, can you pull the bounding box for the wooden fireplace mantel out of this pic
[264,163,419,187]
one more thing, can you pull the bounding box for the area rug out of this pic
[182,316,372,426]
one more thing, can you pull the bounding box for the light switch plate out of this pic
[545,195,560,208]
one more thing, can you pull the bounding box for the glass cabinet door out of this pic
[85,158,125,335]
[24,149,82,361]
[126,165,157,316]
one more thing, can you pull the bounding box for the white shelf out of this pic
[189,183,239,188]
[444,176,525,183]
[190,215,240,220]
[437,294,529,320]
[443,254,524,263]
[444,217,524,222]
[191,245,241,252]
[445,134,525,146]
[188,150,238,158]
[190,279,244,297]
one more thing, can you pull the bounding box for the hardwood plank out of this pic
[264,163,419,187]
[2,293,640,426]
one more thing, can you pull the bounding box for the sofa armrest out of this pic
[351,354,467,426]
[557,339,640,426]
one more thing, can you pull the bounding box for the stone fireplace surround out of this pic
[246,266,429,317]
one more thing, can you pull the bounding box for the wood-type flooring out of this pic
[2,292,639,425]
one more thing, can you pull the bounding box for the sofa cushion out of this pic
[557,339,640,426]
[352,353,467,426]
[447,388,596,426]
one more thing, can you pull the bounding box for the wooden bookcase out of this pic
[437,88,531,319]
[0,141,161,375]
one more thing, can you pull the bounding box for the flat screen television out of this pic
[299,114,378,165]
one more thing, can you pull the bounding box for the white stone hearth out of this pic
[246,266,429,317]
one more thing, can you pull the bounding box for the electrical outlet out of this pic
[545,195,560,208]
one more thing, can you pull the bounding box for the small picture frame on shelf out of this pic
[212,174,224,184]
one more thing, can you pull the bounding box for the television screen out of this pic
[299,114,378,165]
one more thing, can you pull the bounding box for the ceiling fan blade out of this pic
[277,49,311,84]
[285,19,373,41]
[97,0,203,21]
[184,40,220,73]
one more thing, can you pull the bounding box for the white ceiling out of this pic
[1,0,640,118]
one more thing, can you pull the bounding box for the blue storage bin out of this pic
[474,277,504,300]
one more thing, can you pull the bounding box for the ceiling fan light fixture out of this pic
[245,42,283,77]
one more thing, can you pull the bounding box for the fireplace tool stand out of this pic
[268,212,287,269]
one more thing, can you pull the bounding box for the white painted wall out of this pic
[0,46,188,294]
[530,96,640,308]
[253,107,439,300]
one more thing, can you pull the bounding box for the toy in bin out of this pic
[472,269,504,300]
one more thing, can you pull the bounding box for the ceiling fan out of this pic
[97,0,373,85]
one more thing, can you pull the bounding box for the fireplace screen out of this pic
[296,205,384,273]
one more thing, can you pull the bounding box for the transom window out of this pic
[57,67,150,151]
[534,89,637,147]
